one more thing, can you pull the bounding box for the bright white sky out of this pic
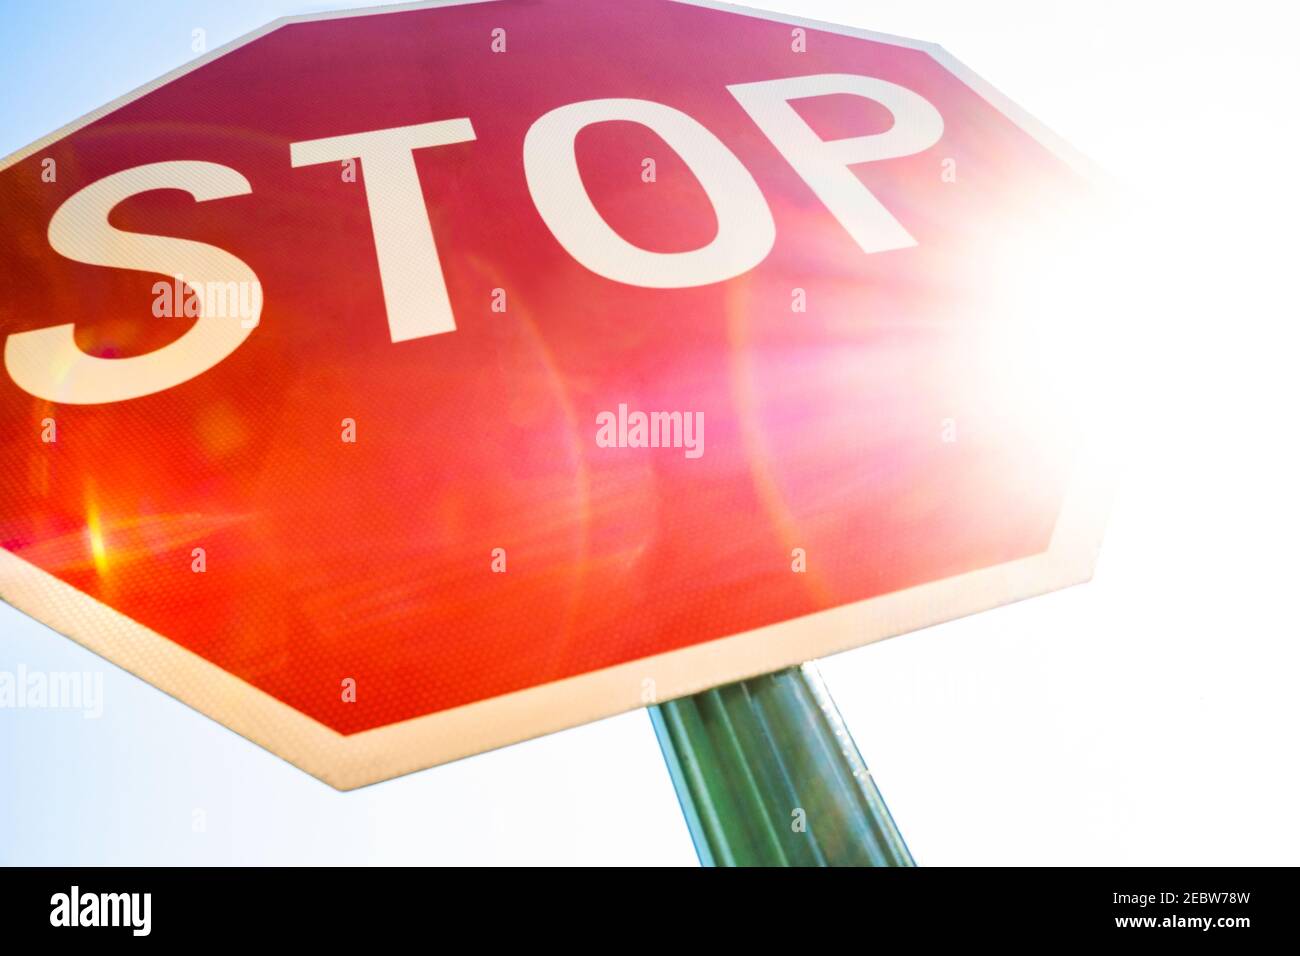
[1,0,1297,865]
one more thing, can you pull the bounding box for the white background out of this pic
[2,0,1298,865]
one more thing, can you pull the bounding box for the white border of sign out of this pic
[0,0,1111,789]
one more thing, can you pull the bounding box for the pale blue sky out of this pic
[1,1,356,155]
[3,0,1299,866]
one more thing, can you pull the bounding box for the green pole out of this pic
[650,662,914,867]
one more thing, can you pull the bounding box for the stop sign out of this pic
[0,0,1107,788]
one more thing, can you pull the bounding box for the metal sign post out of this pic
[651,663,913,866]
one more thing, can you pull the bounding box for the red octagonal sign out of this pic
[0,0,1108,788]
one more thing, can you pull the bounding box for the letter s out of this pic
[5,161,260,404]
